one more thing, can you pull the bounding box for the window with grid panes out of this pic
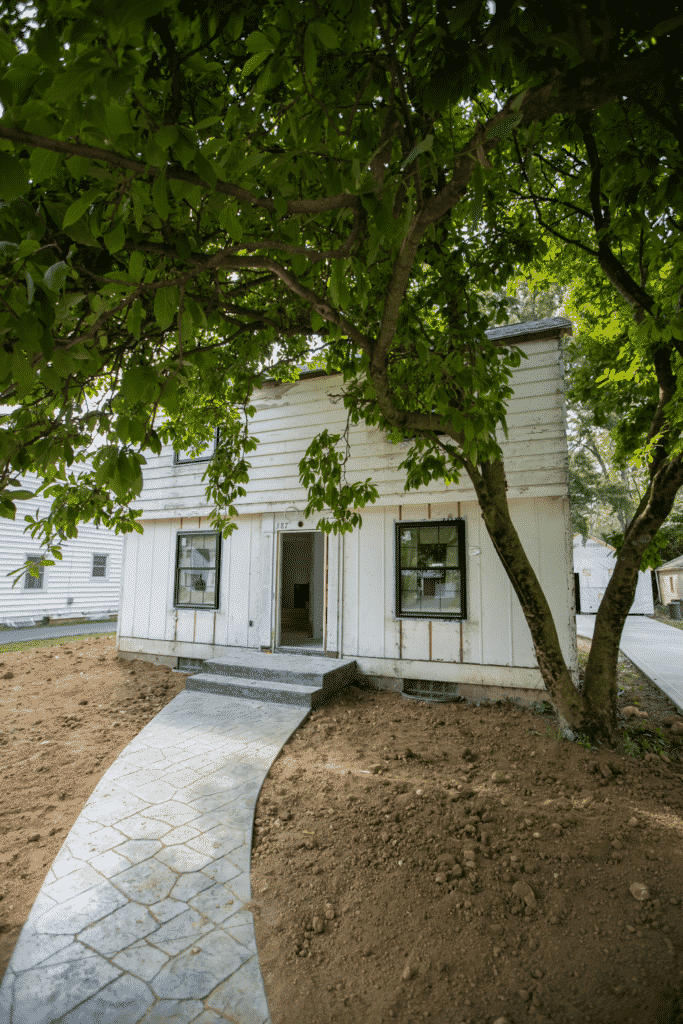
[174,532,220,608]
[173,428,219,464]
[395,520,466,619]
[92,554,107,577]
[24,555,44,589]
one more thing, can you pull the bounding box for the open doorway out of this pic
[276,531,325,651]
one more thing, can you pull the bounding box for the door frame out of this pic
[274,528,327,652]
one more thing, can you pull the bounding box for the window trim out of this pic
[173,427,220,465]
[394,518,467,620]
[174,530,221,610]
[24,553,45,590]
[92,553,108,578]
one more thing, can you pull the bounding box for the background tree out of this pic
[0,1,682,743]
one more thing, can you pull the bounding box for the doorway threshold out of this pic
[275,644,325,657]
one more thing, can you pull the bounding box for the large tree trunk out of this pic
[584,455,683,734]
[465,452,683,745]
[464,457,592,736]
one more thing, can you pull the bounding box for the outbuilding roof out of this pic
[260,316,573,386]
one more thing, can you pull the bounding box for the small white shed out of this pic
[117,318,579,707]
[572,534,654,615]
[0,464,124,627]
[655,554,683,608]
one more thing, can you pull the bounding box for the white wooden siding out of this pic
[119,494,577,686]
[0,468,123,624]
[131,337,569,520]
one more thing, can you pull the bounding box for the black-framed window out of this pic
[395,519,466,619]
[92,554,107,578]
[24,554,44,590]
[173,427,220,464]
[174,531,221,608]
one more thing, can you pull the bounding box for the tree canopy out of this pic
[1,0,682,741]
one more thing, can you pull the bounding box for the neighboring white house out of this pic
[572,534,655,615]
[0,464,124,627]
[655,554,683,608]
[116,317,579,706]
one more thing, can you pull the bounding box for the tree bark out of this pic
[584,455,683,735]
[463,457,589,735]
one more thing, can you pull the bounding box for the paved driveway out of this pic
[576,614,683,714]
[0,620,117,646]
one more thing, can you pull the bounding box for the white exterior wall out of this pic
[129,337,569,519]
[655,565,683,605]
[118,332,579,692]
[573,535,654,615]
[0,469,124,624]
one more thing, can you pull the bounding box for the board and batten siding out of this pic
[0,469,124,625]
[118,324,578,690]
[117,500,577,692]
[130,334,570,519]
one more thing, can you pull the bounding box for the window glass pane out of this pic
[175,434,216,462]
[178,569,216,605]
[439,570,461,612]
[178,534,216,568]
[400,570,420,611]
[93,554,107,577]
[25,558,43,589]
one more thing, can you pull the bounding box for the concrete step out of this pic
[183,650,358,708]
[185,672,336,708]
[198,651,357,688]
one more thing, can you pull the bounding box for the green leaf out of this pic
[245,30,274,53]
[241,51,270,77]
[16,239,41,258]
[104,218,126,253]
[195,115,223,131]
[63,190,101,228]
[16,313,42,346]
[486,115,522,140]
[0,153,29,201]
[155,125,179,150]
[33,25,60,69]
[304,27,317,79]
[273,194,288,220]
[25,270,34,304]
[12,349,36,395]
[309,22,339,48]
[399,134,434,172]
[105,101,132,138]
[126,297,142,339]
[219,201,242,241]
[311,311,325,331]
[193,151,217,187]
[43,261,68,293]
[128,250,144,282]
[121,364,158,402]
[29,147,61,184]
[154,285,178,331]
[152,171,169,220]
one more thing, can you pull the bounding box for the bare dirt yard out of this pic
[1,628,683,1024]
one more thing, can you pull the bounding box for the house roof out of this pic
[574,535,683,572]
[260,316,574,386]
[657,554,683,572]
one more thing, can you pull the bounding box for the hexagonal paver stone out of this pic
[112,859,178,905]
[77,901,160,956]
[10,953,122,1024]
[151,927,252,1000]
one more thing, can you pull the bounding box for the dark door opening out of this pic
[574,572,581,614]
[277,531,325,650]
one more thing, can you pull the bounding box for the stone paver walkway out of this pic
[0,689,310,1024]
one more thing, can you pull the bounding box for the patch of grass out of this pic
[622,722,669,759]
[0,630,116,654]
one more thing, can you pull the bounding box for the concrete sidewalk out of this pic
[576,614,683,714]
[0,620,117,646]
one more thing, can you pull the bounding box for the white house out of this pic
[0,465,124,627]
[572,534,655,615]
[655,553,683,608]
[116,317,579,706]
